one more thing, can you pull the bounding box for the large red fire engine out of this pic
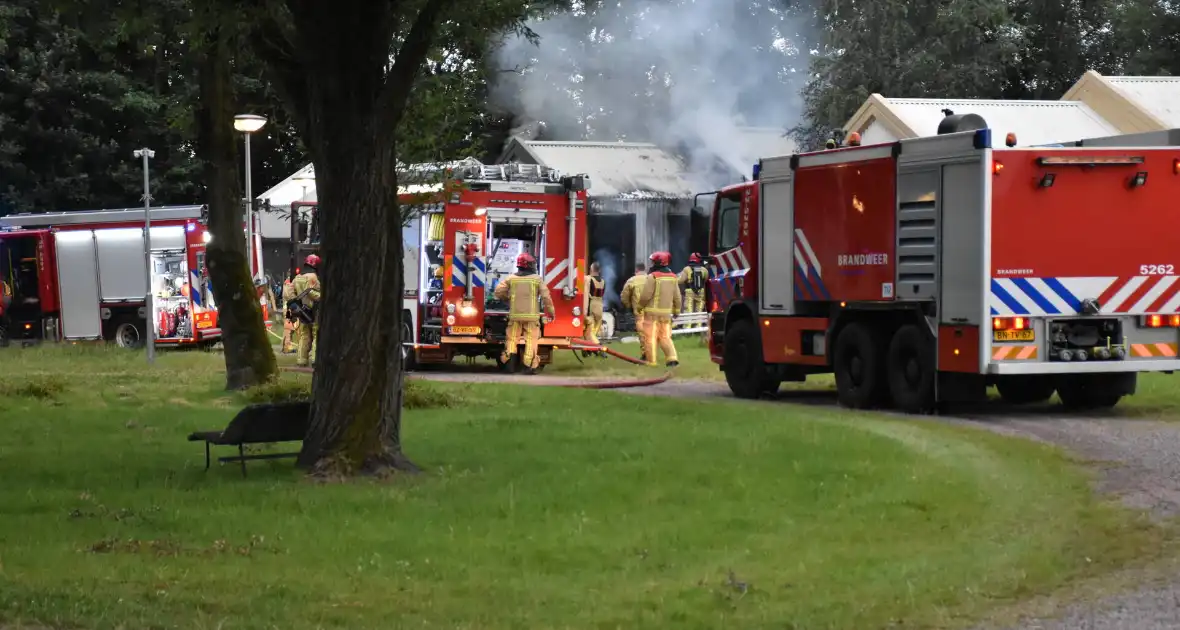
[397,161,591,369]
[0,206,221,347]
[707,116,1180,411]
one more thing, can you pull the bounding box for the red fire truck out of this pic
[287,161,594,369]
[707,115,1180,412]
[396,161,591,370]
[0,205,221,347]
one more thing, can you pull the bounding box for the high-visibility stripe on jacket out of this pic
[639,271,681,320]
[494,273,555,322]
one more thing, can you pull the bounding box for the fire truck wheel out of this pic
[112,317,145,349]
[400,320,416,372]
[833,322,888,409]
[723,318,773,400]
[1056,377,1123,410]
[886,324,936,414]
[994,376,1056,405]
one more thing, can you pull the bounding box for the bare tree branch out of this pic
[376,0,459,138]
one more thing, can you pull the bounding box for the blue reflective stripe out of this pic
[990,279,1028,315]
[1011,277,1059,314]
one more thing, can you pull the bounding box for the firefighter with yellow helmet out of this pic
[638,251,681,367]
[493,252,554,374]
[620,262,647,361]
[677,252,708,327]
[290,254,321,367]
[582,261,605,347]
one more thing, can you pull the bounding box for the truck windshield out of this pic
[714,193,741,251]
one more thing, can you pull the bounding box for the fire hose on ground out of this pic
[569,338,649,365]
[560,340,672,388]
[282,340,672,389]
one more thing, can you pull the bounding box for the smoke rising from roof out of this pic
[491,0,810,189]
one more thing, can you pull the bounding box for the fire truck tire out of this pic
[112,317,145,349]
[400,320,416,372]
[885,324,936,414]
[723,318,774,400]
[1056,377,1123,410]
[995,376,1056,405]
[833,322,887,409]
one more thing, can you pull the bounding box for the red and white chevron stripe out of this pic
[710,247,750,276]
[544,257,571,289]
[1099,275,1180,313]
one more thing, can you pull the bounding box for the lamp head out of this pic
[234,114,267,133]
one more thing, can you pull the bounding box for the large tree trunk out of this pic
[193,5,278,390]
[246,0,457,475]
[295,142,413,474]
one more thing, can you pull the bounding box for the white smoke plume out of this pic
[592,246,620,306]
[490,0,812,189]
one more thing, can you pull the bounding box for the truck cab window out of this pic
[715,194,741,251]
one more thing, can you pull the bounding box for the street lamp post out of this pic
[133,148,156,364]
[234,114,267,280]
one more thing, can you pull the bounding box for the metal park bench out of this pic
[187,401,310,476]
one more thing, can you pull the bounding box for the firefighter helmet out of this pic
[649,251,671,267]
[846,131,862,146]
[432,266,444,279]
[689,252,702,263]
[304,254,321,268]
[516,252,536,268]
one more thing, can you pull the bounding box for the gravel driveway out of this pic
[413,370,1180,628]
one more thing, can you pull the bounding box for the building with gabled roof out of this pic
[1063,70,1180,131]
[844,94,1121,147]
[843,71,1180,148]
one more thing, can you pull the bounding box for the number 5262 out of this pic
[1141,264,1175,275]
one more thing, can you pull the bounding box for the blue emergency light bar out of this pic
[752,163,761,180]
[973,128,992,149]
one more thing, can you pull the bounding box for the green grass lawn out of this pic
[0,346,1169,629]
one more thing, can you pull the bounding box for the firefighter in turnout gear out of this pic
[291,254,321,367]
[281,276,298,354]
[582,262,605,348]
[494,252,555,374]
[677,252,709,328]
[620,262,648,361]
[638,251,681,367]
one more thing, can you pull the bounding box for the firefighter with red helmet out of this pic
[638,251,681,367]
[582,261,605,348]
[677,252,709,327]
[493,252,554,374]
[291,254,322,367]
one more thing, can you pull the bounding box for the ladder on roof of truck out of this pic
[0,205,207,229]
